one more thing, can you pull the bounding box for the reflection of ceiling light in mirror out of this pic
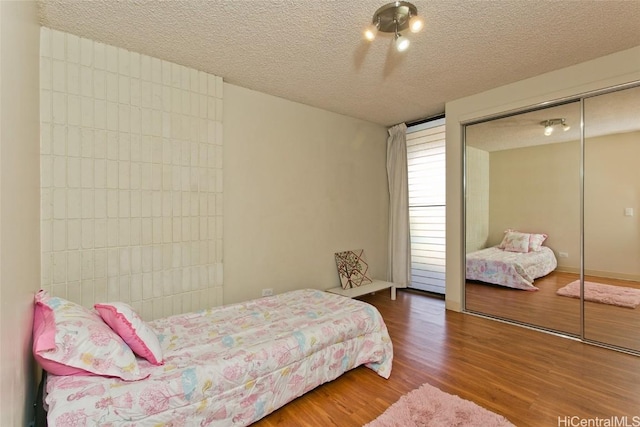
[541,118,569,136]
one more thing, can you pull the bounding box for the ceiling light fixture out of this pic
[364,1,424,52]
[540,118,570,136]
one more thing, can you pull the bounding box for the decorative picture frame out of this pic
[334,249,373,289]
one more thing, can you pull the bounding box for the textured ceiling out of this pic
[38,0,640,126]
[467,84,640,152]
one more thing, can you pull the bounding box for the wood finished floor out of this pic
[466,271,640,351]
[254,289,640,427]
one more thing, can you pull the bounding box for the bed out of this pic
[466,246,558,290]
[36,289,393,426]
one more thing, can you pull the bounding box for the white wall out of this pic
[224,84,388,304]
[488,140,581,271]
[40,28,224,320]
[445,46,640,311]
[0,1,40,425]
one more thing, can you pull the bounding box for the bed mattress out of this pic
[466,246,557,290]
[45,289,393,426]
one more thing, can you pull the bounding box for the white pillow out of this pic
[95,302,164,365]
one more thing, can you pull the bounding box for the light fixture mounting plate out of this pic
[372,1,418,33]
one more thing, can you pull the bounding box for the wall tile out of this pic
[68,251,81,282]
[68,282,82,305]
[119,219,131,246]
[41,57,52,90]
[82,219,94,249]
[81,250,94,280]
[80,189,94,219]
[67,219,81,250]
[94,219,106,248]
[52,251,67,283]
[81,280,95,308]
[67,63,80,95]
[94,99,106,129]
[107,277,119,301]
[107,218,119,247]
[119,274,132,299]
[41,27,52,58]
[131,218,142,247]
[106,45,118,73]
[41,28,223,316]
[65,189,81,220]
[66,33,80,63]
[118,48,130,76]
[41,252,52,287]
[67,127,81,157]
[106,102,118,131]
[95,278,107,303]
[80,38,93,67]
[81,97,94,128]
[130,52,140,78]
[52,92,67,124]
[94,249,106,278]
[52,60,66,92]
[93,69,106,100]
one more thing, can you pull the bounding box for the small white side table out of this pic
[326,279,397,300]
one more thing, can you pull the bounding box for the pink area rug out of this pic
[364,382,514,427]
[556,280,640,308]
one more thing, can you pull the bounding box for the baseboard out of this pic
[555,267,640,282]
[445,299,462,312]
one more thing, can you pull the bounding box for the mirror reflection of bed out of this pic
[464,84,640,354]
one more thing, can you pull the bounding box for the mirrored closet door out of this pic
[583,85,640,352]
[464,82,640,354]
[464,102,582,336]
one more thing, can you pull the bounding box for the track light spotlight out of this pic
[395,34,410,52]
[409,14,424,33]
[364,2,424,52]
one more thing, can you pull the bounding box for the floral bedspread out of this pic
[466,246,557,291]
[45,289,393,426]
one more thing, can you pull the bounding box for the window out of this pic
[406,119,446,294]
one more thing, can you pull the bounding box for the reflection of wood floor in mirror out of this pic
[465,271,640,352]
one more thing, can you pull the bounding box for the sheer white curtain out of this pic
[386,123,411,287]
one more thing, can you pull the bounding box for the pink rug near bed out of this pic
[556,280,640,308]
[364,382,514,427]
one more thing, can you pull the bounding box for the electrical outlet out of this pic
[262,288,273,297]
[559,252,569,258]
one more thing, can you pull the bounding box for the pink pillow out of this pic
[32,290,146,380]
[528,233,548,251]
[500,230,530,253]
[95,302,163,365]
[498,229,514,249]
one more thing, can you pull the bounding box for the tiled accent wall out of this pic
[40,28,224,320]
[465,146,489,253]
